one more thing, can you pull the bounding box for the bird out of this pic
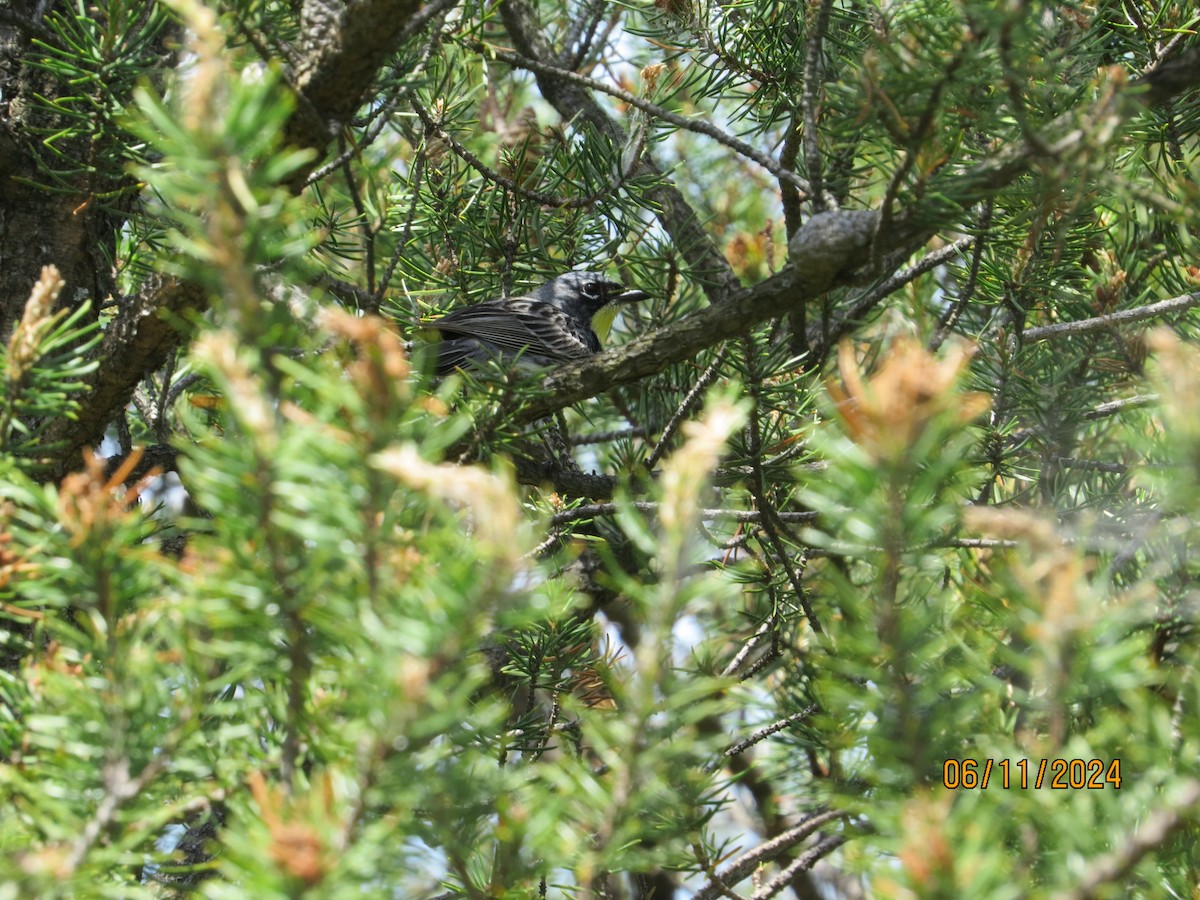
[424,271,650,376]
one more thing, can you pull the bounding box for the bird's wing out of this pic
[431,299,597,360]
[433,336,483,374]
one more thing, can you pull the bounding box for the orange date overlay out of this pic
[942,758,1122,790]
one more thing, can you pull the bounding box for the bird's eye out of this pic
[582,281,601,299]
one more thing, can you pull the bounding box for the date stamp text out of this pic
[942,758,1121,790]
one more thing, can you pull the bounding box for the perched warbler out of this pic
[425,271,650,376]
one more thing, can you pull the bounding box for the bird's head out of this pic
[533,271,650,315]
[532,271,650,343]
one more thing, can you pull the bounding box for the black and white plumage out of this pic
[428,271,649,375]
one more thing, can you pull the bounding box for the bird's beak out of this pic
[613,289,650,305]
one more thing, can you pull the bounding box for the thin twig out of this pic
[1082,394,1159,420]
[801,0,837,212]
[820,236,976,354]
[692,811,849,900]
[744,337,821,633]
[569,426,647,445]
[395,0,461,47]
[1054,457,1129,474]
[778,115,805,239]
[1021,291,1200,341]
[751,834,848,899]
[375,149,427,311]
[341,145,377,295]
[1054,779,1200,900]
[1155,16,1200,62]
[685,7,779,86]
[645,350,727,472]
[496,0,740,300]
[929,202,992,351]
[721,615,776,680]
[409,95,637,209]
[155,352,178,441]
[549,502,818,528]
[67,755,163,871]
[165,372,205,415]
[302,103,393,187]
[996,14,1054,155]
[561,0,608,71]
[874,43,971,263]
[472,42,812,195]
[1004,393,1159,447]
[719,706,818,761]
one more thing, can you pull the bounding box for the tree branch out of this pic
[475,42,813,196]
[513,456,618,500]
[550,502,818,528]
[692,810,849,900]
[497,0,741,298]
[43,277,207,472]
[1131,45,1200,107]
[283,0,427,173]
[37,0,434,470]
[1054,779,1200,900]
[719,706,819,761]
[513,209,881,424]
[498,48,1200,423]
[1021,291,1200,342]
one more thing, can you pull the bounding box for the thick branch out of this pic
[284,0,426,171]
[512,456,618,500]
[890,44,1200,254]
[37,0,432,469]
[1131,45,1200,107]
[42,277,207,472]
